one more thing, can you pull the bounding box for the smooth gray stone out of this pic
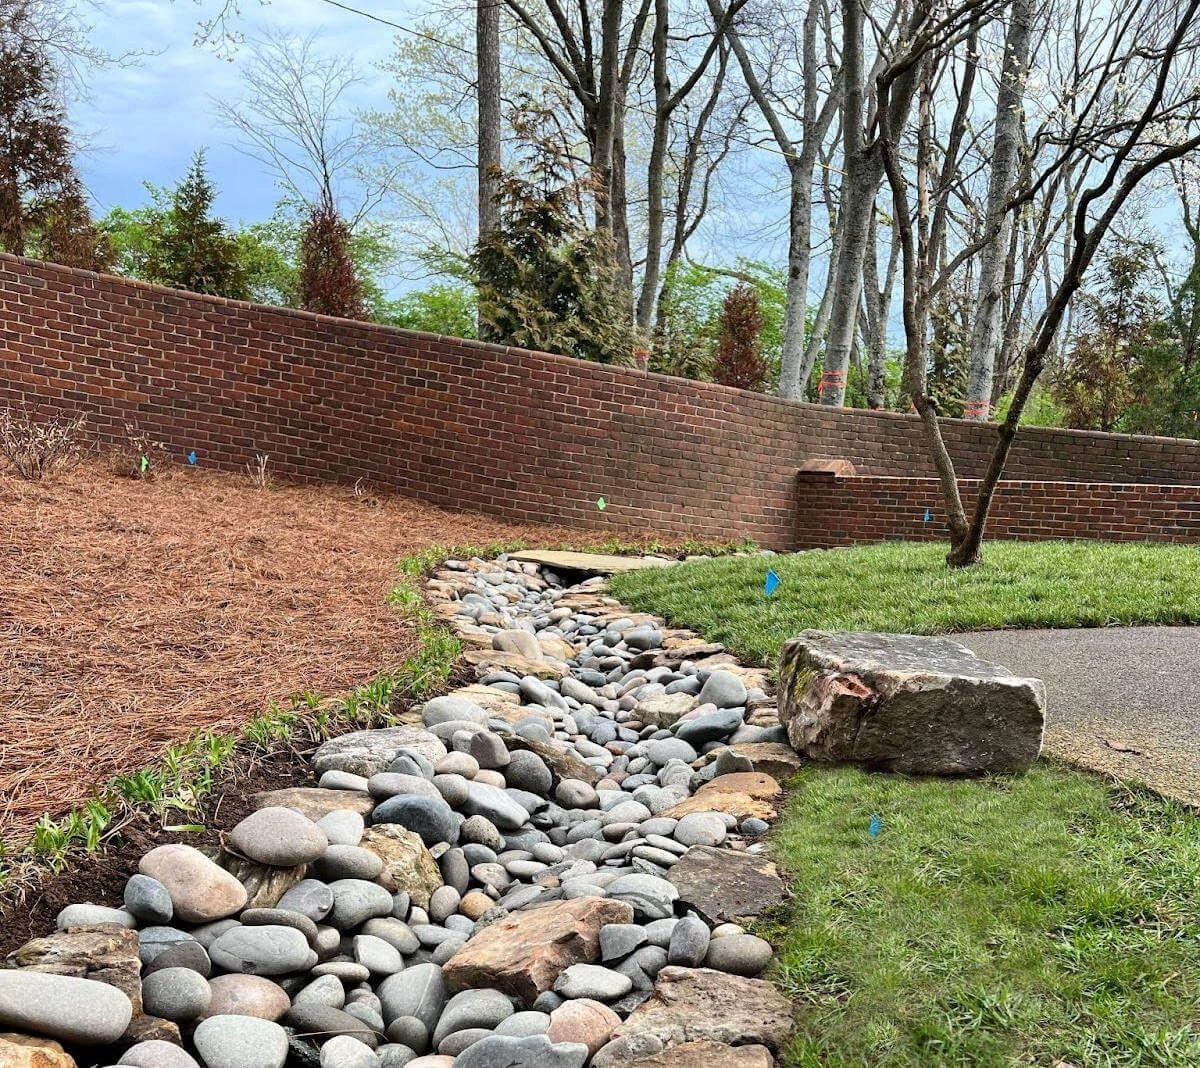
[438,1026,491,1056]
[504,750,552,794]
[143,938,212,977]
[667,915,710,967]
[318,809,366,846]
[697,670,748,709]
[124,874,173,924]
[673,812,727,848]
[278,879,335,922]
[56,903,136,930]
[423,696,491,726]
[496,1010,552,1037]
[454,1034,588,1068]
[439,847,472,895]
[315,845,386,882]
[606,873,678,919]
[362,918,420,955]
[378,962,446,1033]
[241,908,320,947]
[470,731,511,769]
[0,971,132,1044]
[367,773,443,801]
[460,780,529,831]
[377,1045,418,1067]
[385,1015,428,1053]
[371,795,457,847]
[431,988,514,1046]
[294,974,346,1009]
[141,966,212,1022]
[703,932,774,976]
[552,963,633,1000]
[288,1003,383,1048]
[229,807,329,867]
[599,923,647,962]
[642,738,698,766]
[138,926,200,964]
[192,1016,288,1068]
[328,879,395,930]
[117,1039,202,1067]
[354,934,405,975]
[319,1034,379,1068]
[675,706,744,746]
[209,925,317,976]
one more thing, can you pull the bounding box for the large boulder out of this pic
[442,896,634,1003]
[778,630,1045,775]
[590,968,791,1065]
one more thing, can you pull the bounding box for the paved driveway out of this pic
[964,627,1200,804]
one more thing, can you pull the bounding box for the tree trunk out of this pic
[476,0,502,243]
[592,0,624,233]
[636,0,671,331]
[964,0,1032,420]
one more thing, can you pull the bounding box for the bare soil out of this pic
[0,463,579,848]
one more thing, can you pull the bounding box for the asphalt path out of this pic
[964,626,1200,804]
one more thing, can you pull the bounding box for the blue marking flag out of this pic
[923,508,931,523]
[186,450,198,465]
[596,497,607,511]
[764,569,780,597]
[868,814,883,838]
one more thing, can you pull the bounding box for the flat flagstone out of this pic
[666,846,786,924]
[508,550,676,575]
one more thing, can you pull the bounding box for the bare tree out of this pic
[881,0,1200,565]
[962,0,1033,419]
[214,30,386,225]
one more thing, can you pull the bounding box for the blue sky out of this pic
[74,0,406,222]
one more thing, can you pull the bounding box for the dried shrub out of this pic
[713,283,768,391]
[0,409,87,480]
[110,423,167,480]
[246,452,271,489]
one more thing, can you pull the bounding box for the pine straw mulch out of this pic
[0,463,582,849]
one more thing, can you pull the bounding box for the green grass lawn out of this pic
[610,540,1200,1066]
[610,540,1200,663]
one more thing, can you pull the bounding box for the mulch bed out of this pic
[0,462,581,849]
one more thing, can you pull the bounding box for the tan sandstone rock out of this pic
[6,924,143,1016]
[250,787,374,820]
[442,896,635,1003]
[359,825,443,906]
[0,1032,76,1067]
[612,1039,775,1066]
[591,968,791,1066]
[664,772,781,821]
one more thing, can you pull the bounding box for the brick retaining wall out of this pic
[795,472,1200,547]
[2,252,1199,549]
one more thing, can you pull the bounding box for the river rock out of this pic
[6,923,142,1013]
[777,630,1045,774]
[0,972,133,1044]
[192,1015,288,1068]
[252,787,375,820]
[203,975,291,1020]
[138,844,248,923]
[453,1034,588,1068]
[228,807,329,867]
[208,925,317,975]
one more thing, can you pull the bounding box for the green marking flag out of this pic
[140,454,149,474]
[596,497,607,511]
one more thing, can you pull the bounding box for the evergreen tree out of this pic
[472,100,638,364]
[297,196,364,318]
[142,152,248,299]
[712,283,768,391]
[28,174,112,271]
[0,0,98,260]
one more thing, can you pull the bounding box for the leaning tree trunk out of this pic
[964,0,1032,420]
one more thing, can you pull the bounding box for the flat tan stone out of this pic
[7,924,142,1016]
[443,684,521,718]
[0,1032,77,1067]
[592,968,791,1065]
[442,896,634,1003]
[664,772,780,821]
[508,550,675,575]
[638,693,699,729]
[359,825,443,906]
[667,847,786,924]
[694,743,804,781]
[463,650,568,678]
[538,636,578,662]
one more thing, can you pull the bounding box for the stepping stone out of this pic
[507,551,675,575]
